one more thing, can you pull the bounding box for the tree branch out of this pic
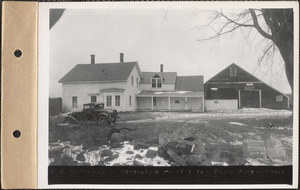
[249,9,273,40]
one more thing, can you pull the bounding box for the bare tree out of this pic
[199,9,294,91]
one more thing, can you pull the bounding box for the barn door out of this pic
[240,91,260,108]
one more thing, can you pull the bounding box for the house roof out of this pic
[175,76,204,91]
[206,63,261,83]
[136,90,203,97]
[58,62,140,83]
[140,72,177,84]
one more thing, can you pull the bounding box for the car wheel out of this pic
[98,115,108,125]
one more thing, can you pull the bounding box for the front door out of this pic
[240,91,260,108]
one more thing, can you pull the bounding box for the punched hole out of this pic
[14,49,22,58]
[13,130,21,138]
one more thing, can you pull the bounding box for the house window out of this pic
[151,74,162,88]
[72,96,77,108]
[276,95,283,102]
[106,96,112,107]
[129,95,132,106]
[157,78,162,88]
[230,68,237,76]
[115,95,120,106]
[91,96,97,103]
[175,100,180,104]
[153,97,157,106]
[136,78,139,87]
[152,79,156,88]
[131,76,134,86]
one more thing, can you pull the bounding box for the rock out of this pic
[134,142,150,150]
[191,139,206,155]
[158,133,171,147]
[97,161,105,166]
[151,144,160,147]
[184,155,206,166]
[164,141,193,156]
[159,127,202,156]
[126,150,134,154]
[76,152,86,162]
[167,150,187,166]
[200,160,212,166]
[265,135,286,159]
[158,147,169,160]
[104,154,119,162]
[110,142,124,149]
[134,160,146,166]
[135,154,143,160]
[100,149,113,157]
[146,149,157,159]
[110,133,125,143]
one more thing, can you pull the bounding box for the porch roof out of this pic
[136,90,203,97]
[100,88,125,92]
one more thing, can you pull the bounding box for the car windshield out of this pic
[95,104,104,109]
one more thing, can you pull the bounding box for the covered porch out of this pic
[136,91,204,112]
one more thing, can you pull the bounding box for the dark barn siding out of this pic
[255,83,289,109]
[205,83,289,109]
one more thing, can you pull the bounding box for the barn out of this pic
[204,63,289,111]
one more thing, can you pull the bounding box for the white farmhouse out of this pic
[59,54,141,112]
[59,54,204,112]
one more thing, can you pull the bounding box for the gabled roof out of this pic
[206,63,261,83]
[175,76,204,91]
[58,62,139,83]
[140,72,177,84]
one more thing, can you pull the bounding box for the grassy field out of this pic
[49,108,293,166]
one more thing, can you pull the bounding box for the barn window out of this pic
[72,96,77,108]
[175,100,180,104]
[115,95,120,106]
[106,96,112,107]
[129,95,132,106]
[230,68,237,76]
[91,96,97,103]
[131,76,134,86]
[276,95,283,102]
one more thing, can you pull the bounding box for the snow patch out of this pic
[229,122,247,126]
[211,161,229,166]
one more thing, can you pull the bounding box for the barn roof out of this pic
[140,72,177,84]
[175,76,204,91]
[206,63,261,83]
[58,62,140,83]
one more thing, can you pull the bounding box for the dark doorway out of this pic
[240,91,260,108]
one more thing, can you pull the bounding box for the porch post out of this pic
[151,96,153,110]
[185,97,188,111]
[168,96,171,111]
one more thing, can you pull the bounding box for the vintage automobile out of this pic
[68,102,119,125]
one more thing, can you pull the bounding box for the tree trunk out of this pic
[261,9,294,92]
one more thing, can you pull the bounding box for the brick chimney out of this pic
[90,54,95,64]
[120,53,124,62]
[160,64,164,72]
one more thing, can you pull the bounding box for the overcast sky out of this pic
[49,8,291,97]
